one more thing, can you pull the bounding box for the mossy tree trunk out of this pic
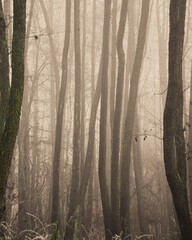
[0,0,27,220]
[163,1,192,239]
[0,0,10,140]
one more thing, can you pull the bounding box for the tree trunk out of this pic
[98,1,112,239]
[188,61,192,211]
[39,0,60,106]
[110,0,117,136]
[51,0,71,224]
[17,0,35,228]
[0,0,10,140]
[47,0,55,224]
[79,60,102,216]
[120,0,150,238]
[0,0,27,221]
[64,0,81,239]
[163,1,192,239]
[133,111,146,236]
[123,0,136,127]
[18,110,31,230]
[111,0,128,236]
[80,0,87,179]
[156,0,168,107]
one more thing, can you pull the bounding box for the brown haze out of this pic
[0,0,192,239]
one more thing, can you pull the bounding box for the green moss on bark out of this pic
[0,0,27,220]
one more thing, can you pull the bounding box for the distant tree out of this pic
[64,0,81,239]
[156,0,168,107]
[51,0,71,224]
[120,0,150,238]
[79,61,102,222]
[80,0,86,179]
[39,0,60,104]
[133,111,146,236]
[79,0,100,232]
[98,0,112,239]
[0,0,27,221]
[110,0,117,134]
[163,1,192,239]
[111,0,128,236]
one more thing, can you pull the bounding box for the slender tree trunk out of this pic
[80,0,86,178]
[79,59,102,206]
[51,0,71,224]
[39,0,60,106]
[156,0,168,107]
[120,1,150,238]
[47,0,55,224]
[31,32,40,221]
[64,0,81,239]
[188,62,192,211]
[133,111,146,236]
[31,89,38,218]
[86,161,94,232]
[111,0,128,236]
[123,0,136,129]
[85,1,96,230]
[17,0,35,228]
[98,1,112,239]
[110,0,117,136]
[18,95,31,230]
[163,1,192,239]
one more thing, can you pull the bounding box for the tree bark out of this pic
[111,0,128,236]
[0,0,10,140]
[164,1,192,239]
[0,0,27,221]
[17,0,35,229]
[64,0,81,239]
[188,61,192,211]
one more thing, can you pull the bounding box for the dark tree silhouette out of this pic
[163,0,192,239]
[0,0,27,221]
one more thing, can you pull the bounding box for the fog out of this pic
[0,0,192,239]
